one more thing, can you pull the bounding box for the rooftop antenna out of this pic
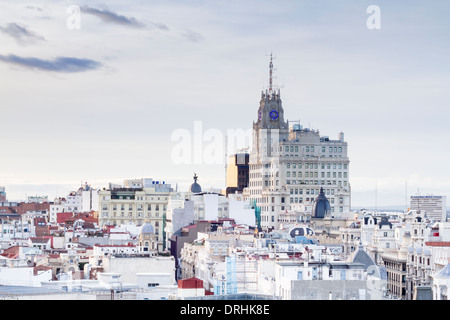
[375,177,378,212]
[405,180,408,211]
[225,134,228,188]
[266,52,276,94]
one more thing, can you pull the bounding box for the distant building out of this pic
[410,196,447,222]
[0,187,6,202]
[226,153,249,196]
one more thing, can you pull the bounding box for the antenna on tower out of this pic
[266,52,277,94]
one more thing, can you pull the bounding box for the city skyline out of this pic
[1,1,450,208]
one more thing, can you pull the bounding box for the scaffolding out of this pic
[226,255,237,294]
[235,255,259,292]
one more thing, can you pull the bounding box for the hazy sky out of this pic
[1,1,449,208]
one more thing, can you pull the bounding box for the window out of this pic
[148,283,160,288]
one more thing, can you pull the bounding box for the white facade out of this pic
[228,193,257,226]
[410,196,447,222]
[192,192,228,221]
[99,255,176,285]
[244,58,351,230]
[165,194,195,248]
[0,266,52,287]
[368,217,397,265]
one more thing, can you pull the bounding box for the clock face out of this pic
[270,110,279,120]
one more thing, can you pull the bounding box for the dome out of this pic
[190,173,202,193]
[312,187,331,219]
[351,243,376,270]
[140,222,154,234]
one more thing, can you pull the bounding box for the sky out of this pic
[1,1,449,209]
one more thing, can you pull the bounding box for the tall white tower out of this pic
[243,56,351,230]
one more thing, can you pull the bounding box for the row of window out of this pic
[284,145,344,153]
[101,196,168,201]
[260,205,344,218]
[287,162,348,170]
[101,212,163,218]
[286,180,348,187]
[286,171,348,178]
[102,204,166,211]
[289,188,341,197]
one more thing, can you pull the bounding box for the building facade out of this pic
[410,196,447,222]
[243,56,351,230]
[98,178,173,251]
[226,153,249,196]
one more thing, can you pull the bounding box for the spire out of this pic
[269,53,273,94]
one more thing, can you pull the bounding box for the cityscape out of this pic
[0,1,449,305]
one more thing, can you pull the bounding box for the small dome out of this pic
[312,187,330,219]
[190,173,202,193]
[140,222,154,234]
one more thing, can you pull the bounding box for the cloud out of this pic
[0,54,102,73]
[81,6,146,28]
[25,5,51,19]
[181,30,204,42]
[150,22,169,31]
[0,23,45,45]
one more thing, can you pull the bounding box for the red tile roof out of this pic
[0,246,20,259]
[178,277,203,289]
[34,265,52,276]
[425,241,450,247]
[29,237,51,244]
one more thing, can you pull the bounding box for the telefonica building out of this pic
[243,56,351,230]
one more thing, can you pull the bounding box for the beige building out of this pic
[98,178,174,251]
